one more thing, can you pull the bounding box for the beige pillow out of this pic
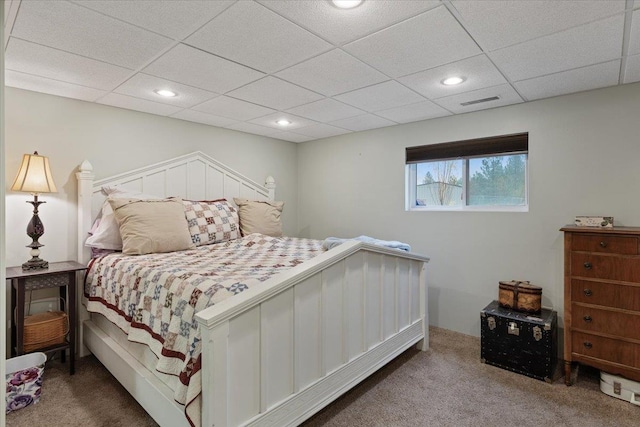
[109,198,195,255]
[233,198,284,237]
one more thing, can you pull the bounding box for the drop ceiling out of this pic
[3,0,639,143]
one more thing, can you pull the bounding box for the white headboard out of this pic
[76,151,276,264]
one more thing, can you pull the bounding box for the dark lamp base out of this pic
[22,195,49,271]
[22,258,49,271]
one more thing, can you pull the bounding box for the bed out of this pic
[76,151,430,427]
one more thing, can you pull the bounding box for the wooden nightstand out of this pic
[6,261,86,375]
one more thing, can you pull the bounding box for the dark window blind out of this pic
[406,132,528,164]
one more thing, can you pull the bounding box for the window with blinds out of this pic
[405,133,528,211]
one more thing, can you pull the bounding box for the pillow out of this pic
[109,198,195,255]
[91,247,118,259]
[233,198,284,237]
[181,199,240,246]
[85,188,161,250]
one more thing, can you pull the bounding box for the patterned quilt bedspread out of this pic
[85,233,324,427]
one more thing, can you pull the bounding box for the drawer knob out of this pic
[584,262,592,270]
[600,241,608,248]
[583,289,593,296]
[583,341,593,349]
[583,315,592,323]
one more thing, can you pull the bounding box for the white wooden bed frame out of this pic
[76,151,429,427]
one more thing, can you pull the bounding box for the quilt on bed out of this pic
[85,233,324,427]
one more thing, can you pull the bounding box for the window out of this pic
[406,133,528,211]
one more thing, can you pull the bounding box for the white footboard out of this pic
[196,241,429,427]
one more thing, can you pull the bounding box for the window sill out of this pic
[408,205,529,213]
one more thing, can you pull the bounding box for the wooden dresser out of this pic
[562,225,640,385]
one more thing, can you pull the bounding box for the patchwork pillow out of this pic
[181,199,240,246]
[109,197,195,255]
[233,198,284,237]
[85,187,161,250]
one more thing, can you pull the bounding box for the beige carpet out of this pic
[7,327,639,427]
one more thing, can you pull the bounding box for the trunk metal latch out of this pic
[508,322,520,336]
[487,317,496,330]
[533,326,542,341]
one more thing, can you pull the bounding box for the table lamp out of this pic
[11,151,58,270]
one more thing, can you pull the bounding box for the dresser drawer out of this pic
[572,304,640,340]
[572,332,640,368]
[572,280,640,311]
[571,253,640,282]
[572,234,638,255]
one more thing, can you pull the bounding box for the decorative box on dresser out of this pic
[561,225,640,385]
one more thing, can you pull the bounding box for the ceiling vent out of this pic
[460,96,500,106]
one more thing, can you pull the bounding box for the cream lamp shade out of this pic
[11,151,58,194]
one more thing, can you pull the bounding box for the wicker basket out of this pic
[23,311,68,353]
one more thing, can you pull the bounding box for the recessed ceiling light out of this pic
[155,89,177,97]
[441,76,466,86]
[276,119,291,126]
[332,0,363,9]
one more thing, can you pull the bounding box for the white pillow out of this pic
[85,187,161,250]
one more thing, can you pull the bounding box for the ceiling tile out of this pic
[490,14,624,82]
[399,55,508,99]
[286,98,364,122]
[629,9,640,56]
[114,73,218,108]
[5,70,108,102]
[97,93,183,116]
[5,38,132,90]
[73,0,234,40]
[258,0,440,45]
[433,83,524,114]
[248,112,316,131]
[143,44,264,94]
[344,6,481,78]
[375,100,452,124]
[4,0,13,24]
[271,132,314,143]
[276,49,388,96]
[293,123,351,139]
[515,60,621,101]
[451,0,626,51]
[185,1,331,74]
[329,114,397,132]
[226,76,323,110]
[225,122,282,137]
[193,96,275,121]
[334,81,425,112]
[5,1,635,143]
[623,54,640,84]
[12,1,173,69]
[170,109,237,128]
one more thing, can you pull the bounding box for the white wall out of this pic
[4,87,299,268]
[1,2,7,422]
[297,82,640,337]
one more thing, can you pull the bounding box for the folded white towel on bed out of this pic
[322,235,411,252]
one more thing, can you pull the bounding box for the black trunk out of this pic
[481,300,557,382]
